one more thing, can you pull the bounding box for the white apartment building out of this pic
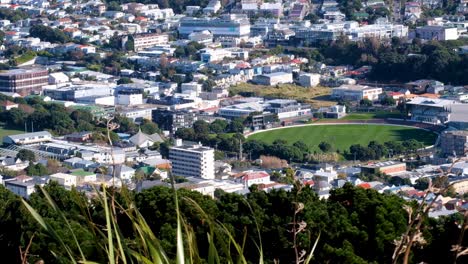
[331,85,383,101]
[179,14,250,38]
[132,33,169,51]
[169,140,215,179]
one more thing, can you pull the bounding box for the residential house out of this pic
[128,130,164,148]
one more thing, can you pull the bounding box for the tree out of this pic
[29,25,70,43]
[381,96,396,106]
[229,118,245,133]
[193,120,210,136]
[16,149,36,162]
[293,141,309,153]
[319,141,332,152]
[117,77,133,84]
[209,119,228,133]
[26,163,48,176]
[414,177,430,190]
[140,119,159,135]
[175,128,195,141]
[107,1,122,11]
[360,98,373,107]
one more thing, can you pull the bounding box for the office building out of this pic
[169,140,215,179]
[132,33,169,51]
[331,85,383,101]
[0,68,49,95]
[179,14,250,38]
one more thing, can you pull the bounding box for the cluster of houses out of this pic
[0,0,467,219]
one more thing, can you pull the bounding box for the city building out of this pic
[415,26,459,41]
[49,173,77,188]
[43,84,114,101]
[0,68,49,95]
[203,0,221,14]
[128,129,164,148]
[361,161,407,175]
[132,33,169,51]
[200,48,232,62]
[298,73,321,87]
[178,14,251,38]
[264,99,311,119]
[317,105,347,119]
[116,90,143,105]
[294,21,408,44]
[218,101,264,119]
[252,72,293,86]
[440,130,468,156]
[117,105,157,122]
[188,30,214,45]
[331,85,383,101]
[405,97,453,124]
[169,140,215,179]
[4,176,48,199]
[3,131,52,145]
[153,109,197,133]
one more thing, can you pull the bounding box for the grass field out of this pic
[339,111,404,120]
[229,83,335,108]
[248,124,437,152]
[0,126,24,139]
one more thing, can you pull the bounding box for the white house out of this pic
[49,72,70,84]
[113,164,136,181]
[50,173,77,187]
[299,73,321,87]
[236,170,270,188]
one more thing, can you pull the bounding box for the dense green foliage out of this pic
[348,139,425,161]
[0,94,158,137]
[174,120,246,154]
[29,25,71,44]
[2,182,466,263]
[291,38,468,85]
[0,8,28,22]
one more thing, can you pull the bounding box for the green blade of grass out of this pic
[102,188,115,264]
[304,231,321,264]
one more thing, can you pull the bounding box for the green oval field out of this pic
[248,124,437,151]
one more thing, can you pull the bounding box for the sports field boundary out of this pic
[245,122,439,149]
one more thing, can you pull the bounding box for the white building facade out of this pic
[169,140,215,179]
